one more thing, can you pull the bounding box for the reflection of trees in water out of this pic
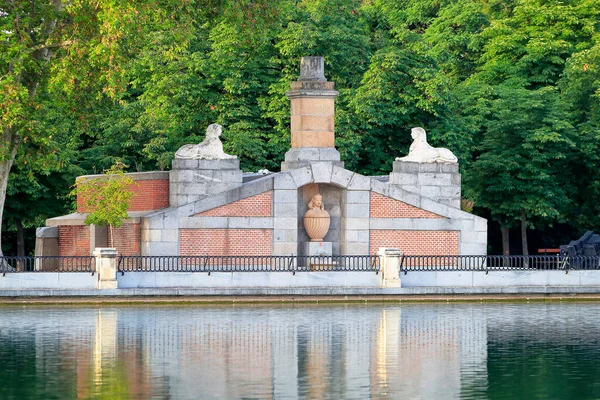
[0,304,598,398]
[486,304,600,400]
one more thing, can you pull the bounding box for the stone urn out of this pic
[303,194,330,242]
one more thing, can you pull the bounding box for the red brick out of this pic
[370,192,443,219]
[195,192,272,217]
[108,224,140,256]
[370,230,459,255]
[180,229,272,256]
[77,179,169,212]
[58,226,90,256]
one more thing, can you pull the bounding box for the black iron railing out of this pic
[0,256,95,273]
[399,255,600,272]
[117,255,380,273]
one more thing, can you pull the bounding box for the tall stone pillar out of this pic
[281,57,343,170]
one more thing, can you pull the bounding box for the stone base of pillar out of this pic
[281,147,344,171]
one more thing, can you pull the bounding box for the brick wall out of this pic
[180,229,272,256]
[370,192,443,219]
[195,191,272,217]
[370,230,459,255]
[77,179,169,212]
[58,226,90,256]
[108,223,140,256]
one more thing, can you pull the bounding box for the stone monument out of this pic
[281,56,343,170]
[390,127,461,208]
[175,124,237,160]
[303,193,333,263]
[170,124,242,207]
[303,194,331,242]
[395,127,458,163]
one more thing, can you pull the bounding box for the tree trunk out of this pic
[521,211,529,268]
[521,211,529,256]
[16,218,25,257]
[0,127,20,258]
[501,225,510,256]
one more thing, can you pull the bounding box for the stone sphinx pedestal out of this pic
[304,242,337,271]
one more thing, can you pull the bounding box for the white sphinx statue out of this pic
[175,124,237,160]
[396,127,458,163]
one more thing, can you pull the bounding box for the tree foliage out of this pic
[2,0,600,254]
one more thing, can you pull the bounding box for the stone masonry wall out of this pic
[369,230,459,255]
[58,226,90,256]
[370,192,443,219]
[108,223,141,256]
[180,229,272,256]
[77,178,169,212]
[195,191,272,217]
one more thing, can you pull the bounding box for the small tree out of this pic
[72,162,136,247]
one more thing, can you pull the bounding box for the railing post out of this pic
[378,248,402,288]
[94,248,118,289]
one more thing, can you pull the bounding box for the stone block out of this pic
[149,230,162,242]
[346,218,369,230]
[36,226,58,238]
[227,217,273,229]
[162,230,179,242]
[441,163,459,173]
[357,230,370,243]
[345,190,370,204]
[389,172,418,186]
[411,219,453,230]
[141,229,150,242]
[421,185,441,198]
[273,242,298,256]
[370,178,388,194]
[452,173,461,186]
[176,203,195,217]
[345,242,370,255]
[440,186,461,197]
[240,178,273,198]
[274,202,297,215]
[347,174,370,190]
[274,217,298,229]
[391,219,414,230]
[273,230,294,242]
[274,172,298,189]
[212,170,242,183]
[392,161,419,173]
[418,173,452,186]
[198,159,240,170]
[418,163,441,173]
[172,159,198,170]
[474,216,487,232]
[345,230,358,242]
[369,218,393,230]
[387,186,421,207]
[311,162,333,183]
[274,190,297,203]
[148,241,179,256]
[291,131,335,148]
[304,242,333,256]
[345,203,370,218]
[319,148,341,161]
[329,166,352,188]
[285,147,319,162]
[290,166,312,187]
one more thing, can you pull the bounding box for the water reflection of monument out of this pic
[0,305,490,398]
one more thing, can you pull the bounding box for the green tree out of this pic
[0,0,197,255]
[72,161,135,244]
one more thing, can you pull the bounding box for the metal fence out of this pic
[3,254,600,274]
[399,255,600,272]
[0,256,95,273]
[117,255,381,273]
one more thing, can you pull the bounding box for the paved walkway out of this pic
[1,286,600,303]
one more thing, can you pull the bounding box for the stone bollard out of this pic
[94,248,118,289]
[378,248,402,288]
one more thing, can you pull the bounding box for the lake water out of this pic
[0,302,599,399]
